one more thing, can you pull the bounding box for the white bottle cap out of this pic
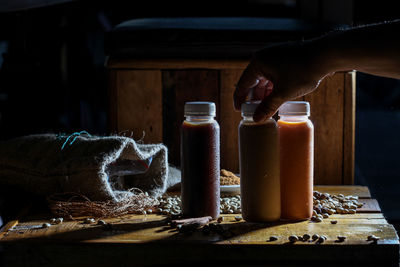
[278,101,310,116]
[184,101,216,116]
[241,101,261,117]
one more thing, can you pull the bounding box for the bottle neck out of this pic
[279,115,309,122]
[242,115,255,123]
[185,115,215,122]
[241,115,273,123]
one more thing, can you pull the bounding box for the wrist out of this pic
[305,38,339,79]
[310,29,367,74]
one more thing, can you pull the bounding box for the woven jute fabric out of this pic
[0,134,178,202]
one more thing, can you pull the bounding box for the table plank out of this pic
[314,185,371,198]
[357,199,381,213]
[1,213,398,266]
[0,214,396,245]
[0,186,398,267]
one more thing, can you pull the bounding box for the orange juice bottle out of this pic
[278,101,314,221]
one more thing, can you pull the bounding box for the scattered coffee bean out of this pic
[234,216,242,222]
[303,234,311,241]
[42,223,51,228]
[84,218,95,224]
[157,191,363,217]
[317,236,326,243]
[289,235,299,242]
[269,236,278,241]
[312,234,319,241]
[367,235,380,242]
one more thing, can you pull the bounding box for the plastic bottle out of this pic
[239,101,280,222]
[181,101,220,219]
[278,101,314,220]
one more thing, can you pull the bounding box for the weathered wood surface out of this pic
[304,73,344,185]
[0,186,398,266]
[107,70,118,132]
[0,220,18,238]
[0,214,395,244]
[219,69,243,173]
[115,70,163,143]
[357,199,382,213]
[343,71,356,184]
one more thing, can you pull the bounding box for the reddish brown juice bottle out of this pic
[181,102,220,219]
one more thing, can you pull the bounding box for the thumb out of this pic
[253,91,285,122]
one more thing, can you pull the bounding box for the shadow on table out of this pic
[1,218,398,267]
[0,216,297,244]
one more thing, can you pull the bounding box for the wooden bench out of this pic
[0,186,398,266]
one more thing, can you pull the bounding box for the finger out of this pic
[263,80,274,98]
[253,91,285,122]
[233,63,264,110]
[250,77,269,101]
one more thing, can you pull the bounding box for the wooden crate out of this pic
[107,58,355,185]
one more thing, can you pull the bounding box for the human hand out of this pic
[234,40,332,122]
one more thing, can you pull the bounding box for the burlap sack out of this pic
[0,134,180,202]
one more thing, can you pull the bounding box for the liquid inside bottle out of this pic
[278,101,314,221]
[181,102,220,219]
[239,101,280,222]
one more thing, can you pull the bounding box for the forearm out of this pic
[313,20,400,79]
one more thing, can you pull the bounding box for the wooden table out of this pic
[0,186,398,267]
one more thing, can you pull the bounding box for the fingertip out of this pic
[253,95,282,122]
[253,112,267,123]
[253,109,275,122]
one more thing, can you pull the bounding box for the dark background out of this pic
[0,0,399,230]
